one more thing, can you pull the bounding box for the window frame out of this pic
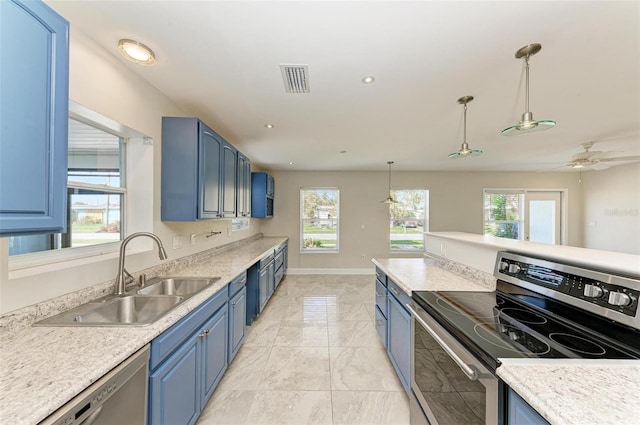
[300,187,340,253]
[8,100,152,272]
[388,188,429,253]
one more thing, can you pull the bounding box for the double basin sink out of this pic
[35,277,220,327]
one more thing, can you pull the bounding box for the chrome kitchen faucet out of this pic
[114,232,168,295]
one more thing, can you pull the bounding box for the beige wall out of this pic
[260,170,583,270]
[581,162,640,254]
[0,29,261,313]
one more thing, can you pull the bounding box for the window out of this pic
[389,189,429,252]
[484,190,563,244]
[9,119,125,256]
[300,188,339,252]
[8,100,153,271]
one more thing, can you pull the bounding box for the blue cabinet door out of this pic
[149,335,201,425]
[199,124,223,219]
[251,172,274,218]
[0,0,69,236]
[375,306,387,348]
[237,153,251,218]
[229,286,246,362]
[201,305,229,405]
[221,142,237,217]
[258,265,269,312]
[507,388,550,425]
[387,293,411,393]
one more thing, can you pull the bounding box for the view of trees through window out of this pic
[389,189,428,251]
[484,192,524,239]
[300,188,339,251]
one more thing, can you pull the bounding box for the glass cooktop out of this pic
[412,286,640,371]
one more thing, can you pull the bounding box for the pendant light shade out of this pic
[502,43,555,136]
[448,96,483,159]
[381,161,397,203]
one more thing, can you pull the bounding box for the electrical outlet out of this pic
[190,234,196,245]
[172,235,183,250]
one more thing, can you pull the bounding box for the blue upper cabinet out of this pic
[251,172,274,218]
[0,0,69,236]
[162,117,248,221]
[221,141,237,218]
[237,152,251,218]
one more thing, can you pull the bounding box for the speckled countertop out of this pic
[371,256,496,294]
[374,256,640,425]
[0,237,286,425]
[498,358,640,425]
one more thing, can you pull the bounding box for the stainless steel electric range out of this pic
[408,251,640,425]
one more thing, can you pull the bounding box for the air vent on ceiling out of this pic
[280,64,310,93]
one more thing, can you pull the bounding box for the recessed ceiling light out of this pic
[265,124,274,129]
[339,150,347,154]
[289,161,294,165]
[361,75,375,84]
[118,39,155,65]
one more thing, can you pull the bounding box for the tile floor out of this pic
[196,274,410,425]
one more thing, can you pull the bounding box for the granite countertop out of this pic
[498,358,640,425]
[0,237,287,425]
[371,257,495,294]
[426,231,640,277]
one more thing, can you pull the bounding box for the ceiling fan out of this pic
[561,141,640,170]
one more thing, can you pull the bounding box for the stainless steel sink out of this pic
[73,295,184,324]
[137,277,218,297]
[34,276,220,327]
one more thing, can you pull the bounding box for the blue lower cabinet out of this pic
[149,335,201,425]
[507,388,550,425]
[148,288,229,425]
[387,293,411,393]
[229,286,246,362]
[375,306,387,348]
[202,306,229,404]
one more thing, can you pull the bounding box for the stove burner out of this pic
[436,294,499,319]
[548,333,607,356]
[500,308,547,325]
[474,324,551,355]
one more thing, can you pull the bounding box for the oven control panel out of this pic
[495,252,640,321]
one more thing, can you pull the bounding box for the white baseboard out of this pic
[286,268,374,275]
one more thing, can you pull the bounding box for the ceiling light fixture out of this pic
[118,39,155,65]
[501,43,555,136]
[265,124,274,129]
[381,161,397,204]
[448,96,483,159]
[361,75,375,84]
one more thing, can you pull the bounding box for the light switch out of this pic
[172,235,183,250]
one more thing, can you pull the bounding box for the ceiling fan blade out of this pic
[590,163,611,171]
[572,151,601,161]
[599,155,640,162]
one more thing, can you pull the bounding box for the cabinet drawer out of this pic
[387,278,411,311]
[375,279,387,318]
[228,271,247,297]
[259,253,274,269]
[150,288,228,370]
[375,267,387,286]
[274,249,284,270]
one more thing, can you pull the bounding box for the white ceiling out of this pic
[46,0,640,172]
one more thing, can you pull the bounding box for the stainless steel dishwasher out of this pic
[40,344,150,425]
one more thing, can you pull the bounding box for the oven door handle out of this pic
[407,304,479,381]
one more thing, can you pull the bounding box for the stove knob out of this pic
[499,261,509,272]
[508,264,522,274]
[583,284,604,298]
[608,292,632,307]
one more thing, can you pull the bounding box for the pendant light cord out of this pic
[524,54,530,114]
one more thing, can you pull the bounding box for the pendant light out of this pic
[501,43,555,136]
[448,96,483,159]
[381,161,397,204]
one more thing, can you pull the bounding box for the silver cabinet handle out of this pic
[231,301,237,307]
[199,329,210,338]
[406,304,478,381]
[390,286,400,296]
[375,291,384,297]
